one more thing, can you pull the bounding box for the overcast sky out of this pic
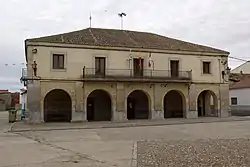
[0,0,250,92]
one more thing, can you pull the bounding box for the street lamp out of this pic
[118,12,127,30]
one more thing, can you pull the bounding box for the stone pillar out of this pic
[71,82,84,122]
[27,80,42,123]
[113,83,126,122]
[219,84,229,117]
[187,84,198,118]
[151,84,164,120]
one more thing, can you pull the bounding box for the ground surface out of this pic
[2,112,250,166]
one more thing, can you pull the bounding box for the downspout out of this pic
[151,53,156,119]
[218,58,222,117]
[25,40,28,63]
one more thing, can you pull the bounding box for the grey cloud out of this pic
[0,0,250,91]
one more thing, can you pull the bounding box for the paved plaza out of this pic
[2,112,250,166]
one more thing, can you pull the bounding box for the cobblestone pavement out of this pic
[137,139,250,167]
[3,111,250,166]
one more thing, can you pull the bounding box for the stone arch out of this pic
[44,89,72,122]
[86,89,112,121]
[164,90,186,118]
[197,90,218,117]
[127,90,151,120]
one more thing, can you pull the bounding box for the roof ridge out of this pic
[88,28,98,44]
[122,30,139,47]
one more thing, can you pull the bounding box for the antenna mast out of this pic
[89,12,92,28]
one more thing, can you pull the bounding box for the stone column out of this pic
[71,82,84,122]
[187,84,198,118]
[151,84,164,120]
[27,80,42,123]
[219,84,229,117]
[113,83,126,122]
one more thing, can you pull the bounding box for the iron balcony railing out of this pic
[21,68,27,79]
[20,68,28,86]
[83,68,192,81]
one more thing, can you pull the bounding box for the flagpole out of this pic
[89,11,92,28]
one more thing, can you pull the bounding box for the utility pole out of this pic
[118,12,127,30]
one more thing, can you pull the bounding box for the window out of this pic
[53,54,64,69]
[95,57,106,75]
[231,97,237,105]
[203,61,211,74]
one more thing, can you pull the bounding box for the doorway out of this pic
[127,90,150,120]
[133,58,144,77]
[170,60,179,77]
[86,89,112,121]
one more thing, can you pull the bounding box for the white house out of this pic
[20,89,27,119]
[230,62,250,116]
[231,61,250,74]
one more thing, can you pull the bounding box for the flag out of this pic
[138,56,142,69]
[148,53,154,68]
[148,53,152,67]
[129,49,132,60]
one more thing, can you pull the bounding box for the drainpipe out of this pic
[218,58,222,117]
[153,84,156,119]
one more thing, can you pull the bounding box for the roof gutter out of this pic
[25,40,28,63]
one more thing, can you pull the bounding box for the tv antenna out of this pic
[118,12,127,30]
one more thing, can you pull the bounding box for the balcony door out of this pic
[95,57,106,76]
[170,60,179,77]
[133,58,144,77]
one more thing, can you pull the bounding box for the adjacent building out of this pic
[21,28,230,123]
[0,90,20,111]
[231,61,250,74]
[0,90,11,111]
[230,62,250,116]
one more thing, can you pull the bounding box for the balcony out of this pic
[82,68,192,83]
[20,68,27,79]
[20,68,28,86]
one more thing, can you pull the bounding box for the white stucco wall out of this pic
[26,44,228,84]
[232,62,250,74]
[21,93,27,110]
[229,88,250,105]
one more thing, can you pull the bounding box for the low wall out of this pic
[230,105,250,116]
[0,102,6,111]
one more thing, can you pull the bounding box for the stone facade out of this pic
[24,29,230,123]
[27,80,228,123]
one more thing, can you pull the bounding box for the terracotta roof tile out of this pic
[0,90,9,93]
[230,74,250,90]
[26,28,229,54]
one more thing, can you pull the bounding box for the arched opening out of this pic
[164,90,184,118]
[197,90,218,117]
[44,89,72,122]
[87,89,112,121]
[127,90,150,120]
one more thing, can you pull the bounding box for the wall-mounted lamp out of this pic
[222,66,231,81]
[161,84,167,87]
[32,48,37,54]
